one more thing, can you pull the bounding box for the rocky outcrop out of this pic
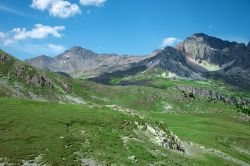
[176,85,250,106]
[134,121,185,152]
[14,65,53,88]
[0,51,10,63]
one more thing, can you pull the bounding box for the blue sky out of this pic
[0,0,250,59]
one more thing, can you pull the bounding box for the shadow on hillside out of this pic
[203,72,250,92]
[88,64,147,85]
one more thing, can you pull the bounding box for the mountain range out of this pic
[26,33,250,90]
[1,33,250,165]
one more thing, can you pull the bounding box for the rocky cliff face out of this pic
[147,46,201,79]
[26,46,146,78]
[176,85,250,106]
[175,33,250,90]
[176,33,246,66]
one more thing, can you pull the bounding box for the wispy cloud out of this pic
[47,43,65,53]
[80,0,107,6]
[0,4,41,18]
[5,43,66,57]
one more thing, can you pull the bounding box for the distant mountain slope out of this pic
[90,46,202,84]
[175,33,250,90]
[176,33,247,70]
[26,46,146,78]
[143,46,201,78]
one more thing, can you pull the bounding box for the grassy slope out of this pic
[0,97,249,165]
[151,112,250,163]
[0,97,214,166]
[0,50,250,165]
[69,80,250,165]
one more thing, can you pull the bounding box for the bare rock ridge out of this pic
[130,46,201,79]
[26,46,146,78]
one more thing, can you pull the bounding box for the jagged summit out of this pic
[185,33,240,50]
[176,33,247,67]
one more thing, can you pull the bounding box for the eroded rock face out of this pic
[14,65,53,88]
[0,52,10,63]
[176,33,246,66]
[138,46,202,79]
[176,85,250,106]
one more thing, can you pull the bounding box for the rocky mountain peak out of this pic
[176,33,248,66]
[36,55,51,59]
[190,33,208,38]
[247,42,250,50]
[187,33,238,50]
[64,46,96,56]
[57,46,97,60]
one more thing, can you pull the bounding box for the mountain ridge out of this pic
[26,46,147,78]
[25,33,250,90]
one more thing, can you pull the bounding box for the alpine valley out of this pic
[1,33,250,166]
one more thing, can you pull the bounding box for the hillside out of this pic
[0,49,83,103]
[1,36,250,165]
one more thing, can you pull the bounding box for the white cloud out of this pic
[162,37,180,47]
[13,24,65,41]
[80,0,106,6]
[49,1,81,18]
[31,0,53,11]
[31,0,81,18]
[47,43,65,53]
[0,24,65,46]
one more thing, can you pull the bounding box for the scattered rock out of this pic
[106,105,144,118]
[134,122,185,152]
[128,156,137,163]
[22,155,45,166]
